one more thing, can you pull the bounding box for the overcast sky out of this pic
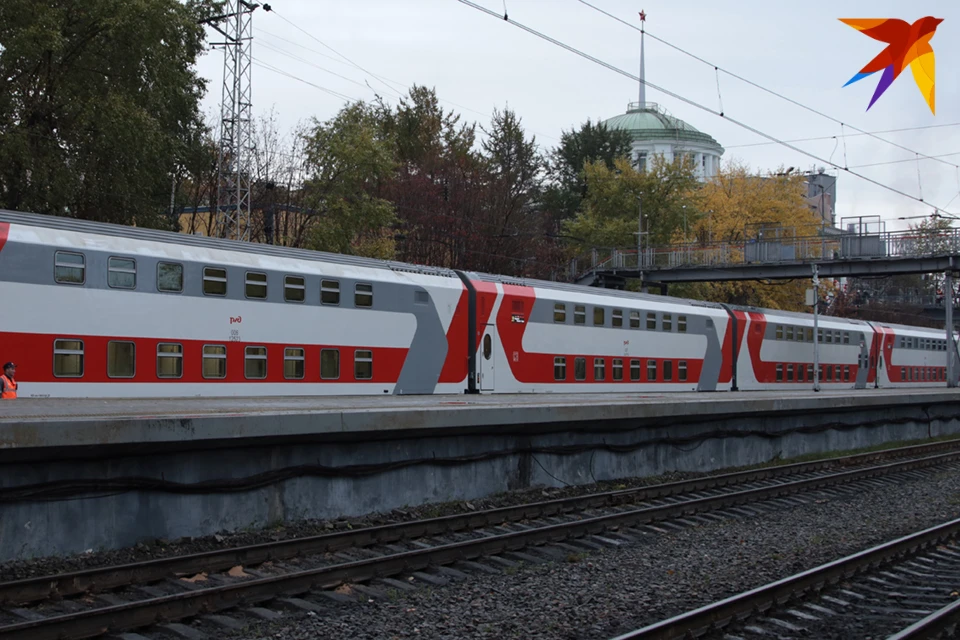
[194,0,958,232]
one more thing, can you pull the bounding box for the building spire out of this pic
[638,9,646,106]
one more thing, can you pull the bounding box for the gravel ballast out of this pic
[215,465,960,640]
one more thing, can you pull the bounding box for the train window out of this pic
[284,348,305,380]
[844,366,850,381]
[805,328,813,342]
[612,358,623,380]
[574,305,586,325]
[647,360,657,381]
[203,267,227,296]
[843,332,850,345]
[355,350,373,380]
[629,311,640,329]
[321,280,340,305]
[797,365,804,382]
[355,283,373,308]
[817,328,823,342]
[54,251,85,285]
[107,257,136,289]
[647,313,656,330]
[554,357,567,381]
[662,314,672,332]
[482,334,492,360]
[574,357,586,380]
[245,272,267,299]
[157,262,183,293]
[807,364,814,380]
[678,360,688,382]
[554,303,566,323]
[157,343,183,378]
[786,364,794,382]
[244,346,267,379]
[663,360,673,381]
[775,325,783,340]
[594,307,605,326]
[53,339,84,377]
[612,310,623,328]
[284,276,305,303]
[594,358,605,381]
[796,329,804,342]
[202,345,227,379]
[630,359,641,381]
[786,327,794,341]
[776,364,783,382]
[825,366,832,381]
[321,349,340,379]
[900,367,905,380]
[678,316,687,333]
[825,331,833,344]
[107,341,135,378]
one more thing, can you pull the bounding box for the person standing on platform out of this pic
[1,362,17,399]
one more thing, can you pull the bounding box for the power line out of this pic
[573,0,960,173]
[726,123,960,149]
[258,10,559,142]
[847,152,960,170]
[252,58,359,102]
[456,0,957,215]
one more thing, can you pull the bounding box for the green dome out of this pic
[602,102,723,150]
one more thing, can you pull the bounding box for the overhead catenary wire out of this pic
[726,123,960,150]
[573,0,960,173]
[456,0,957,216]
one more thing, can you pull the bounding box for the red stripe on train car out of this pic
[0,222,9,253]
[0,332,408,384]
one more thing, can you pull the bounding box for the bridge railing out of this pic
[571,227,960,282]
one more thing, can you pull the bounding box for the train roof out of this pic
[0,209,460,279]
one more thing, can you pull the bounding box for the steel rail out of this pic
[886,597,960,640]
[2,438,957,607]
[1,450,959,640]
[609,518,960,640]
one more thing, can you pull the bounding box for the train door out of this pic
[479,325,495,391]
[854,332,869,389]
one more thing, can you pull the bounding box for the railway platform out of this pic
[2,389,960,561]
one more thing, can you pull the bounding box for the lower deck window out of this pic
[107,341,135,378]
[574,357,586,381]
[594,358,605,381]
[678,360,687,382]
[157,343,183,378]
[245,346,267,379]
[612,358,623,381]
[776,363,783,382]
[647,360,657,381]
[321,349,340,379]
[54,339,84,377]
[284,347,305,380]
[203,345,227,379]
[630,359,641,381]
[554,357,566,381]
[355,350,373,379]
[663,360,673,381]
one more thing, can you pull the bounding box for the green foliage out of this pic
[301,102,398,258]
[0,0,215,227]
[544,119,634,222]
[562,155,699,251]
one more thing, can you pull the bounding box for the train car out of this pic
[0,209,955,398]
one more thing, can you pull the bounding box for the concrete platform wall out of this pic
[2,394,959,561]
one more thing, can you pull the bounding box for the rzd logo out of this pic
[230,316,242,325]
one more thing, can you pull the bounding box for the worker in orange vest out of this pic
[1,362,17,399]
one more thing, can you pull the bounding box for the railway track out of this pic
[611,516,960,640]
[2,440,960,640]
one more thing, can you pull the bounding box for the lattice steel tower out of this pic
[205,1,265,241]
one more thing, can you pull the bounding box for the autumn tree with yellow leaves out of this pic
[669,161,826,311]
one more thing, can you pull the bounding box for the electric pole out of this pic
[202,1,270,242]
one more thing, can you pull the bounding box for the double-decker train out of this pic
[0,209,954,398]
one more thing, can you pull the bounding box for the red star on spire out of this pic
[639,9,646,22]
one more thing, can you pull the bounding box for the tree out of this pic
[300,102,397,259]
[543,119,634,222]
[670,161,825,310]
[561,155,699,251]
[0,0,215,228]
